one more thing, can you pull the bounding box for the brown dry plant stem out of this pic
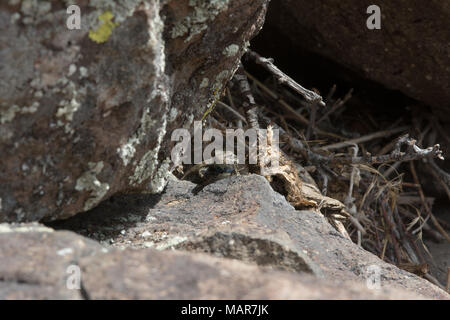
[321,128,409,151]
[409,161,450,242]
[316,88,353,125]
[246,50,325,106]
[329,134,444,165]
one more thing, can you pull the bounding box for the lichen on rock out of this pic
[0,0,270,222]
[171,0,230,41]
[88,11,119,43]
[75,162,110,211]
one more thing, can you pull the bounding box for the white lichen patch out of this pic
[118,0,167,168]
[199,77,209,89]
[0,102,40,124]
[56,97,81,134]
[117,109,159,166]
[155,236,187,250]
[10,12,21,24]
[79,66,89,78]
[68,64,77,77]
[168,107,179,122]
[141,230,152,238]
[129,149,158,186]
[171,0,230,42]
[22,101,40,114]
[117,140,138,166]
[75,161,110,211]
[56,88,82,122]
[214,70,230,92]
[129,112,167,187]
[19,0,54,25]
[149,158,171,193]
[89,0,143,24]
[243,40,251,52]
[56,98,79,121]
[54,79,86,134]
[0,223,54,234]
[0,105,20,124]
[222,44,240,57]
[56,247,74,256]
[21,0,52,16]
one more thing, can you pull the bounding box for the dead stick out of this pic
[381,203,401,264]
[316,89,353,125]
[306,102,317,140]
[427,162,450,200]
[330,134,444,165]
[409,161,450,242]
[245,72,343,140]
[321,127,409,150]
[447,268,450,293]
[246,50,325,106]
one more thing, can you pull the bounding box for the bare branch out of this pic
[216,101,247,124]
[245,71,344,140]
[409,161,450,242]
[233,64,260,131]
[316,88,353,125]
[332,134,444,165]
[306,101,317,140]
[428,158,450,186]
[321,127,409,151]
[246,50,325,106]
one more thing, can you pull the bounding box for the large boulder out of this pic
[0,0,269,222]
[50,174,450,299]
[2,175,448,299]
[0,223,428,299]
[256,0,450,116]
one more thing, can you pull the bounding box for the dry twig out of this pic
[409,161,450,242]
[321,128,409,151]
[246,50,325,106]
[317,88,353,125]
[328,134,444,165]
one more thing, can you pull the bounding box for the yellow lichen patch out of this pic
[89,11,119,44]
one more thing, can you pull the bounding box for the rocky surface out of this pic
[1,1,449,301]
[0,223,104,299]
[0,222,430,300]
[0,0,269,222]
[257,0,450,116]
[47,174,450,299]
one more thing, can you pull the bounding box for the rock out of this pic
[0,223,104,299]
[0,0,269,222]
[0,223,427,299]
[256,0,450,116]
[79,247,425,299]
[50,174,450,299]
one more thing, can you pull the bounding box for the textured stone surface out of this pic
[0,223,428,300]
[0,223,104,299]
[50,174,450,299]
[258,0,450,115]
[79,248,425,299]
[0,0,269,222]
